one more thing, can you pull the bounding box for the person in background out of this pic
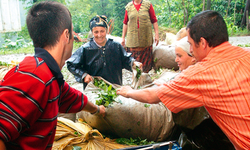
[67,15,142,89]
[174,36,196,72]
[121,0,159,73]
[0,2,105,150]
[117,10,250,150]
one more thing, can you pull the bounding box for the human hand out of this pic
[98,105,106,117]
[116,86,133,98]
[121,38,125,47]
[154,34,159,46]
[133,61,143,71]
[91,105,106,117]
[84,74,93,83]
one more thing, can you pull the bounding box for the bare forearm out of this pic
[153,22,159,36]
[122,24,128,39]
[82,100,97,113]
[153,22,159,45]
[82,100,105,117]
[127,88,161,104]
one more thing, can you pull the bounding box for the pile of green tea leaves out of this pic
[116,137,155,146]
[151,67,164,80]
[94,78,118,107]
[0,61,10,67]
[135,66,142,80]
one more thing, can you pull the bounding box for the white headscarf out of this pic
[175,36,191,56]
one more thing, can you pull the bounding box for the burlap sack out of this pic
[77,76,175,142]
[153,42,179,71]
[131,67,153,89]
[0,66,9,80]
[165,32,176,45]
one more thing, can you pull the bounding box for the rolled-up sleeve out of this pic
[156,71,203,113]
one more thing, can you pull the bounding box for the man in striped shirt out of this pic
[117,10,250,149]
[0,1,105,150]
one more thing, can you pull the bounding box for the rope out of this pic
[108,19,114,34]
[73,31,88,43]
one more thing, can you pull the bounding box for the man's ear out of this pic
[200,37,208,50]
[62,29,70,43]
[65,29,69,39]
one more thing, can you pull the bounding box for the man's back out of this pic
[0,55,59,149]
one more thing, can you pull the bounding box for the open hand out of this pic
[133,61,143,71]
[84,74,93,83]
[116,86,133,98]
[121,38,126,47]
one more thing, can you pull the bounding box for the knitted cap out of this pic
[175,36,191,56]
[89,15,108,30]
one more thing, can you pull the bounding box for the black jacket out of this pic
[67,38,134,86]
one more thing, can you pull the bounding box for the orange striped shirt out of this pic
[156,42,250,150]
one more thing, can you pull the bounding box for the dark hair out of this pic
[26,1,72,48]
[187,10,228,47]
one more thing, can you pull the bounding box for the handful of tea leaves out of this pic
[135,66,142,80]
[94,78,118,107]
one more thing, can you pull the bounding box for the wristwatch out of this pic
[91,105,100,115]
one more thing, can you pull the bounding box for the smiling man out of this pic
[116,10,250,150]
[67,15,141,89]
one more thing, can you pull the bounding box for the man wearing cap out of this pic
[67,15,141,89]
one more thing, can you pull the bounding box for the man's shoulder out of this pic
[181,64,203,77]
[19,56,54,83]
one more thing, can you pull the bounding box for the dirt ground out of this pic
[0,36,249,64]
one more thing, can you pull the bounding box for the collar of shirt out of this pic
[201,41,231,63]
[93,37,108,48]
[34,47,64,87]
[133,0,143,5]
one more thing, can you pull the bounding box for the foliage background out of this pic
[67,0,249,37]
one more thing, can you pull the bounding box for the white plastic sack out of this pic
[77,76,176,142]
[77,92,174,141]
[165,32,176,45]
[153,42,179,71]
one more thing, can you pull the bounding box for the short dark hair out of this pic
[26,1,72,48]
[187,10,228,47]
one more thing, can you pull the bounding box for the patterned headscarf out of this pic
[89,15,108,30]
